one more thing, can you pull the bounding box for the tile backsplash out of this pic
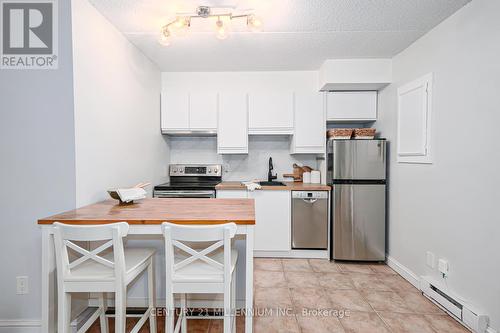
[168,136,322,182]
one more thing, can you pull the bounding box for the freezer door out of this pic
[332,184,386,261]
[330,140,386,180]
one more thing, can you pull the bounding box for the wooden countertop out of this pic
[38,198,255,225]
[215,181,331,191]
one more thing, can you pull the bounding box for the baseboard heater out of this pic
[420,276,488,333]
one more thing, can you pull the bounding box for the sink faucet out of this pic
[268,157,277,182]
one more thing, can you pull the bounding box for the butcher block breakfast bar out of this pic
[38,198,256,333]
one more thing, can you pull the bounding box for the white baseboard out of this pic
[386,255,498,333]
[386,255,420,289]
[254,250,329,259]
[0,320,40,333]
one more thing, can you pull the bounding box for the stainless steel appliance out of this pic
[153,164,222,198]
[328,139,387,261]
[292,191,329,250]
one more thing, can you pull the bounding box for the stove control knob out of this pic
[208,169,212,173]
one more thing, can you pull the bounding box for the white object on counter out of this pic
[303,172,311,183]
[116,188,147,202]
[241,181,262,191]
[311,170,321,184]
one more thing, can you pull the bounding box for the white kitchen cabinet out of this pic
[161,91,189,131]
[217,189,291,252]
[249,190,290,252]
[291,92,326,154]
[216,190,248,199]
[248,91,294,134]
[326,91,377,121]
[190,92,218,131]
[217,92,248,154]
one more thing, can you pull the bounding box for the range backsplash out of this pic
[168,136,321,182]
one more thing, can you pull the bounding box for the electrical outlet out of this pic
[426,251,435,268]
[438,259,449,277]
[16,276,29,295]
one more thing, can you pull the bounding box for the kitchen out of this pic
[1,0,499,333]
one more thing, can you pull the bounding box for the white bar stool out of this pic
[53,222,157,333]
[162,222,238,333]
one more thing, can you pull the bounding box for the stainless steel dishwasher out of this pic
[292,191,329,249]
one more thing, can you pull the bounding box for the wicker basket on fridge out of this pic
[353,128,376,139]
[327,128,353,140]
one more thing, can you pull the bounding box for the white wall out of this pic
[377,0,500,330]
[169,136,319,181]
[72,0,169,206]
[163,71,322,181]
[71,0,169,305]
[0,0,76,329]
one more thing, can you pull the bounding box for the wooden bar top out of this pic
[38,198,255,225]
[215,181,331,191]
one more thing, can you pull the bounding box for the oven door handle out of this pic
[154,190,215,198]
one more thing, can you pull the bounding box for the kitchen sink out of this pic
[258,181,287,186]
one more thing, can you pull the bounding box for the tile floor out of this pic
[88,259,470,333]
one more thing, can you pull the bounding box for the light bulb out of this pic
[158,30,171,46]
[247,14,262,32]
[215,19,229,40]
[174,17,186,28]
[172,17,190,37]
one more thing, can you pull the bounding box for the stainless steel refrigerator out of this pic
[327,139,387,261]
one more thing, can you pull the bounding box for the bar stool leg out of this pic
[57,291,71,333]
[115,287,127,333]
[99,293,108,333]
[181,293,187,333]
[148,259,157,333]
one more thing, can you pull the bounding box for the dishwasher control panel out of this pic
[292,191,329,199]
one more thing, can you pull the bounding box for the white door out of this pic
[292,92,325,153]
[326,91,377,121]
[161,91,189,131]
[248,91,294,134]
[218,92,248,154]
[190,92,218,131]
[250,191,290,252]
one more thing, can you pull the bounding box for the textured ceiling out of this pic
[88,0,471,71]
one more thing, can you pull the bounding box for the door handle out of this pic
[303,198,317,204]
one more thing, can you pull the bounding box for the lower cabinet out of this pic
[217,190,291,252]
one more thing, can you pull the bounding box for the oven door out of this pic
[153,190,216,198]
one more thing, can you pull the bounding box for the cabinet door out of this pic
[218,92,248,154]
[326,91,377,121]
[250,191,290,252]
[248,91,294,134]
[161,91,189,131]
[190,92,218,131]
[216,190,248,198]
[292,92,325,154]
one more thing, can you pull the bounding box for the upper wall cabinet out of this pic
[218,92,248,154]
[326,91,377,122]
[161,91,189,131]
[319,59,392,91]
[189,92,218,131]
[397,73,433,164]
[291,92,325,154]
[161,91,218,134]
[248,91,294,135]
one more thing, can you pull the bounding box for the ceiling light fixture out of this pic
[159,6,262,46]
